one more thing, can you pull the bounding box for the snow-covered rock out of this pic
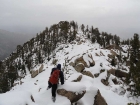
[31,64,44,78]
[57,82,86,103]
[0,91,36,105]
[94,90,108,105]
[82,70,94,78]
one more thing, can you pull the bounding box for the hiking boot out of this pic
[52,96,56,102]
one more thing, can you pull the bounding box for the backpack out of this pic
[49,69,60,84]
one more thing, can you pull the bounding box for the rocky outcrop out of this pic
[108,69,128,78]
[108,54,115,59]
[101,79,109,86]
[110,50,117,56]
[108,50,118,59]
[75,64,85,72]
[108,69,116,76]
[69,62,75,67]
[94,73,100,78]
[31,70,38,78]
[94,90,108,105]
[106,44,120,50]
[95,53,100,56]
[88,54,95,67]
[100,69,105,73]
[31,64,44,78]
[82,71,94,78]
[72,75,83,82]
[39,64,44,73]
[71,54,95,68]
[57,89,86,103]
[69,53,95,73]
[115,70,128,78]
[112,78,118,84]
[75,56,88,67]
[100,51,105,56]
[69,53,95,79]
[77,42,82,45]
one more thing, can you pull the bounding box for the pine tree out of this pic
[81,24,85,34]
[128,33,140,95]
[91,36,96,43]
[38,50,42,64]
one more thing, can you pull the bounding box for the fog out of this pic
[0,0,140,39]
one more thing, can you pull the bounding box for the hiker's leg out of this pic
[52,84,57,97]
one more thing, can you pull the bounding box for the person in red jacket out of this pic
[47,64,64,102]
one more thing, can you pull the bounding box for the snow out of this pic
[77,87,98,105]
[0,32,140,105]
[0,91,37,105]
[58,82,86,94]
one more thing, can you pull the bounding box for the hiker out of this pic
[47,64,64,102]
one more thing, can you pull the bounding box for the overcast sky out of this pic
[0,0,140,39]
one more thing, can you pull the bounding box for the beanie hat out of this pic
[57,64,61,70]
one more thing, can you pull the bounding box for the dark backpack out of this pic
[49,69,60,84]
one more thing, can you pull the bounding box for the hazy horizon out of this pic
[0,0,140,40]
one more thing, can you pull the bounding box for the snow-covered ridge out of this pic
[0,31,140,105]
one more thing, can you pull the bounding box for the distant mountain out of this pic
[0,29,35,60]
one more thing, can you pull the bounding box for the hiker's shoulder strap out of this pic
[51,68,57,75]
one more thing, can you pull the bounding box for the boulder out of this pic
[70,42,76,44]
[105,44,120,50]
[65,45,69,48]
[31,65,44,78]
[112,78,118,84]
[106,45,114,49]
[39,64,44,73]
[75,56,88,67]
[58,47,63,50]
[88,54,95,67]
[52,59,58,65]
[57,89,86,103]
[115,70,128,78]
[110,50,117,56]
[94,90,108,105]
[75,54,95,68]
[13,82,19,86]
[101,79,109,86]
[108,69,116,76]
[100,51,105,56]
[31,70,38,78]
[108,54,115,59]
[94,73,100,78]
[69,62,75,67]
[77,42,82,45]
[82,71,94,78]
[95,53,100,56]
[20,81,24,85]
[100,69,105,73]
[74,64,85,72]
[72,75,83,82]
[89,61,95,67]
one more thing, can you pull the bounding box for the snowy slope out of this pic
[0,31,140,105]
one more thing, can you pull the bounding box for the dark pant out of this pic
[48,81,57,97]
